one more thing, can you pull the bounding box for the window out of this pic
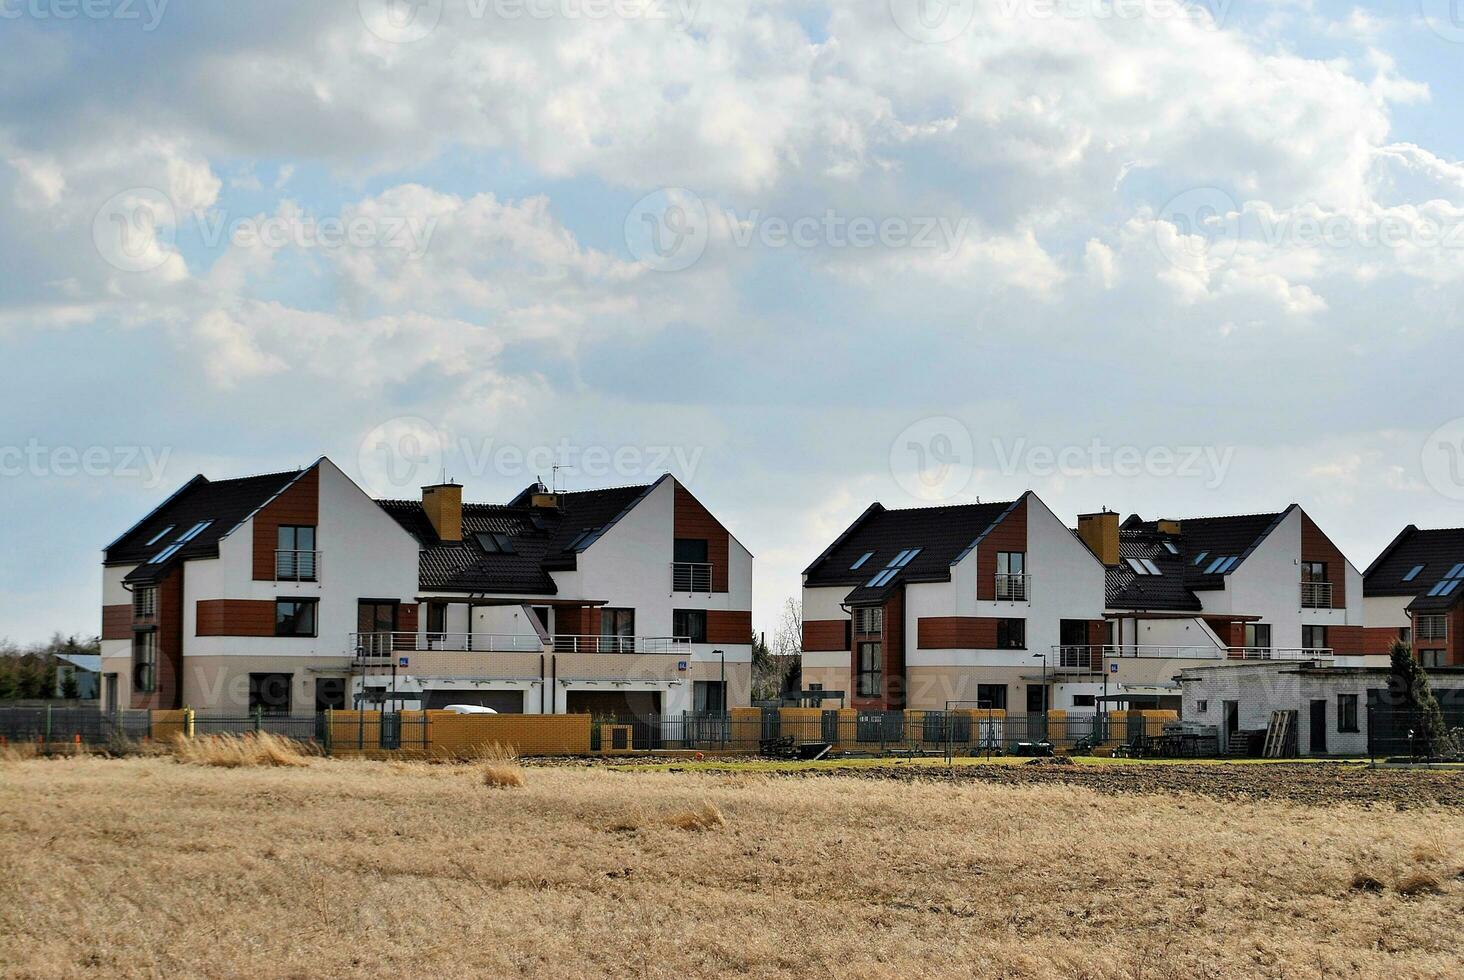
[1420,650,1446,668]
[856,642,882,698]
[674,538,709,564]
[1125,558,1161,576]
[1417,615,1448,642]
[1206,556,1239,575]
[427,602,448,638]
[1197,700,1209,713]
[1426,564,1464,597]
[357,601,398,656]
[275,599,318,638]
[177,521,213,543]
[1338,694,1359,733]
[132,586,157,619]
[1163,541,1180,555]
[1403,564,1425,583]
[996,618,1026,650]
[1302,625,1328,651]
[601,608,636,652]
[1026,684,1048,714]
[673,609,708,644]
[1072,694,1097,708]
[850,552,874,570]
[866,567,900,588]
[694,680,727,714]
[1301,561,1327,582]
[1244,624,1272,651]
[1193,551,1209,566]
[132,631,158,693]
[144,525,175,546]
[854,606,883,635]
[996,552,1027,600]
[249,673,292,716]
[976,684,1007,710]
[276,525,317,581]
[473,531,515,554]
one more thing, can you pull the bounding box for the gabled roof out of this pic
[804,499,1019,605]
[105,468,309,583]
[1107,509,1290,611]
[1364,525,1464,613]
[378,481,659,595]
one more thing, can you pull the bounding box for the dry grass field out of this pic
[1,753,1462,979]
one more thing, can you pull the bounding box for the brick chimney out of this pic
[1156,519,1182,536]
[1078,511,1120,567]
[422,483,463,542]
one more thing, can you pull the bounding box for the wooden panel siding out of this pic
[707,610,753,646]
[975,498,1028,601]
[673,484,730,593]
[917,617,998,650]
[132,566,184,711]
[196,600,276,638]
[102,605,132,641]
[803,620,849,652]
[252,467,319,582]
[1300,513,1348,608]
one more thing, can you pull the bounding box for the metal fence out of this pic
[1367,704,1464,762]
[0,706,152,747]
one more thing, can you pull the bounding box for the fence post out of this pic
[254,705,263,733]
[45,704,52,747]
[324,708,333,757]
[185,708,195,739]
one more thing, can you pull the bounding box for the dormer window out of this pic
[475,532,516,554]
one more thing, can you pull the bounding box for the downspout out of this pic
[539,653,546,714]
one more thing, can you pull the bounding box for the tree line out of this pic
[0,633,100,701]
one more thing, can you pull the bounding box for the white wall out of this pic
[1365,595,1413,631]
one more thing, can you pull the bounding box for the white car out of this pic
[442,704,499,715]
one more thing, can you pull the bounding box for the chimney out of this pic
[422,483,463,542]
[1156,519,1182,536]
[1078,511,1120,567]
[530,491,562,510]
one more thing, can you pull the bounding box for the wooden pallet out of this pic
[1262,711,1296,758]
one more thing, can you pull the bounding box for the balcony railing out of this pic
[1055,645,1104,671]
[1060,644,1228,663]
[275,550,320,583]
[1300,581,1334,609]
[349,632,692,661]
[1228,647,1333,661]
[671,562,713,593]
[994,573,1031,602]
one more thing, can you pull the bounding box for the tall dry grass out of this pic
[476,742,525,789]
[171,732,312,768]
[0,758,1460,978]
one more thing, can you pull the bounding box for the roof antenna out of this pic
[552,464,564,494]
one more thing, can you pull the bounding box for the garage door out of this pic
[565,690,662,720]
[423,690,525,713]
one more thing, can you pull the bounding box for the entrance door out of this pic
[1309,699,1328,755]
[315,678,348,712]
[1223,701,1239,751]
[104,674,118,714]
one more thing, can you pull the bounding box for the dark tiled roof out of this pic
[1366,526,1464,606]
[1107,510,1289,611]
[105,469,306,582]
[378,482,656,595]
[804,500,1019,604]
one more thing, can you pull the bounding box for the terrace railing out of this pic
[671,562,714,593]
[1300,581,1334,609]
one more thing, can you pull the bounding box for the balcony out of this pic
[275,550,320,583]
[349,632,692,663]
[1059,644,1228,664]
[1300,581,1334,609]
[994,573,1031,602]
[671,562,713,593]
[1227,647,1333,662]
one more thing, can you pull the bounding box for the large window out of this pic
[693,680,727,714]
[1302,625,1328,651]
[673,609,708,644]
[1337,694,1359,733]
[132,631,158,694]
[996,618,1026,650]
[976,683,1007,710]
[132,585,157,619]
[857,642,883,698]
[1244,624,1273,651]
[249,673,292,716]
[853,606,883,636]
[276,525,317,582]
[601,608,636,652]
[996,552,1027,600]
[1417,615,1448,642]
[1420,650,1446,669]
[275,599,319,638]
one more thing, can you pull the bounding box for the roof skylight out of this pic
[1403,564,1426,583]
[145,525,175,546]
[851,552,874,571]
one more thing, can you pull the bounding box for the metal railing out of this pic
[551,635,692,655]
[275,550,320,583]
[1227,647,1332,661]
[671,562,714,593]
[1300,581,1334,609]
[1099,644,1228,660]
[1054,645,1104,670]
[1416,616,1448,642]
[994,573,1031,602]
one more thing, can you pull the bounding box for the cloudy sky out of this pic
[4,0,1464,644]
